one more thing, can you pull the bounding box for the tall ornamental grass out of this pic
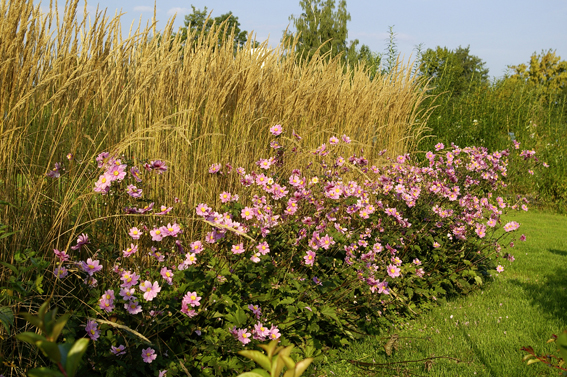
[0,0,430,263]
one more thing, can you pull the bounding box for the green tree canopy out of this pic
[177,5,250,51]
[419,45,489,95]
[508,49,567,96]
[283,0,380,78]
[284,0,351,62]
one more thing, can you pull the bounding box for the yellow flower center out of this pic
[101,178,107,183]
[190,295,196,300]
[113,171,119,176]
[133,230,138,234]
[155,230,161,235]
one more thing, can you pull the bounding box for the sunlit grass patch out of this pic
[316,210,567,377]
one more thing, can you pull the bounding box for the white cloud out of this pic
[134,6,154,12]
[167,7,191,16]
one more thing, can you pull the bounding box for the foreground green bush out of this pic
[2,126,544,376]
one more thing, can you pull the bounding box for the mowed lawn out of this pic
[313,210,567,376]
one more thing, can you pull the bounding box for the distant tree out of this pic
[419,45,489,95]
[508,49,567,96]
[283,0,352,62]
[352,43,382,79]
[283,0,380,78]
[177,6,251,51]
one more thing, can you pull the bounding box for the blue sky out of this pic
[39,0,567,78]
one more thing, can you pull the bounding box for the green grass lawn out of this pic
[312,210,567,376]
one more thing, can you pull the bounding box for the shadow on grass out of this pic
[548,248,567,257]
[510,266,567,323]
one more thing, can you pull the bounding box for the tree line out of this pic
[173,1,566,98]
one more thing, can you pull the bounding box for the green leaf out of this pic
[236,373,269,377]
[0,306,14,333]
[48,314,70,342]
[281,355,296,369]
[58,343,72,369]
[474,276,483,286]
[43,308,58,336]
[238,350,272,371]
[522,354,535,362]
[36,340,62,364]
[277,297,296,306]
[294,358,314,377]
[0,199,18,208]
[320,306,341,326]
[272,353,286,377]
[258,339,279,358]
[20,312,43,330]
[34,275,44,295]
[0,261,18,275]
[65,338,89,377]
[227,308,248,327]
[27,367,65,377]
[16,332,48,345]
[0,230,17,240]
[38,300,51,321]
[247,369,270,377]
[282,370,295,377]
